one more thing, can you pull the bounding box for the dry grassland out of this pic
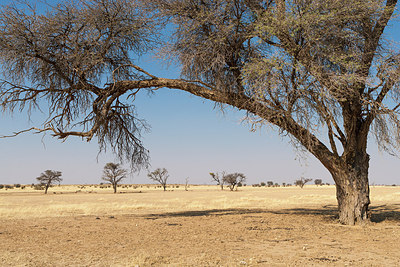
[0,185,399,266]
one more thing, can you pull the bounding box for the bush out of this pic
[267,181,274,187]
[34,184,45,190]
[314,179,323,186]
[0,184,4,189]
[260,182,266,187]
[295,178,312,188]
[5,185,14,189]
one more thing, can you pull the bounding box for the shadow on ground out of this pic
[370,204,400,222]
[142,204,400,223]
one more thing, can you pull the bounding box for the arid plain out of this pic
[1,185,399,266]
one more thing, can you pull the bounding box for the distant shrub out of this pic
[267,181,274,187]
[294,178,312,188]
[260,182,266,187]
[274,183,280,187]
[14,184,21,188]
[5,185,14,189]
[282,182,286,187]
[252,184,260,187]
[0,184,4,189]
[223,173,246,191]
[314,179,323,186]
[34,184,45,190]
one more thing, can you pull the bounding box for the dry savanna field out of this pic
[0,184,399,266]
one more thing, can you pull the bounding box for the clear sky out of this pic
[0,1,399,186]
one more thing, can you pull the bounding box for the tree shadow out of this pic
[143,209,266,220]
[142,204,400,223]
[369,204,400,223]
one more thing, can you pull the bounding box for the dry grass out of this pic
[1,185,399,266]
[0,185,398,219]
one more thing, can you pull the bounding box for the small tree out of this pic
[314,179,323,186]
[223,173,246,191]
[294,178,313,189]
[102,163,127,193]
[36,170,62,194]
[148,168,169,191]
[210,172,224,190]
[267,181,274,187]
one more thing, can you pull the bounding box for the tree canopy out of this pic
[0,0,399,224]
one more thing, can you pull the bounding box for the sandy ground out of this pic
[0,185,399,266]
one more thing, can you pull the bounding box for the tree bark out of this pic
[113,184,117,193]
[331,153,371,225]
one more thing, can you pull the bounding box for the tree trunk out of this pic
[331,153,371,225]
[113,184,117,193]
[44,186,49,194]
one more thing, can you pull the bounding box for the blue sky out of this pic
[0,1,399,185]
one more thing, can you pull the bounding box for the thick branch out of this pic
[116,77,338,171]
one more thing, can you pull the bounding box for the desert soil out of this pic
[0,185,399,266]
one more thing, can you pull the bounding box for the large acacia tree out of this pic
[0,0,399,225]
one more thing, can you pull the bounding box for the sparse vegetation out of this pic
[210,172,225,190]
[33,184,45,191]
[0,184,399,265]
[0,0,398,225]
[101,163,128,193]
[314,179,323,186]
[36,170,62,194]
[294,178,312,189]
[223,173,246,191]
[148,168,169,191]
